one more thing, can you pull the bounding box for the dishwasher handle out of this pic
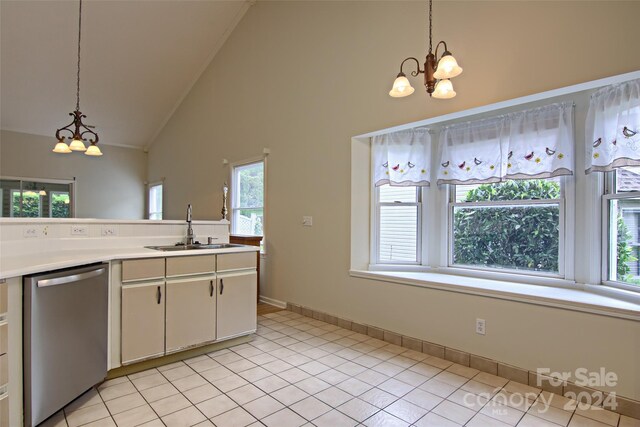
[37,268,107,288]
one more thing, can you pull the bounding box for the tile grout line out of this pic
[63,310,637,427]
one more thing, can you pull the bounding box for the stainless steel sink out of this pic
[145,243,244,251]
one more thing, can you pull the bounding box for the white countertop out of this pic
[0,245,259,279]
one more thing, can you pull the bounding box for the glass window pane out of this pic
[149,185,163,220]
[379,185,417,203]
[1,179,20,217]
[379,205,418,262]
[609,198,640,286]
[455,179,560,202]
[50,192,70,218]
[453,204,560,273]
[615,166,640,193]
[12,189,41,218]
[233,208,263,236]
[237,162,264,208]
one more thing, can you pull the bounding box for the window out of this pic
[231,161,264,236]
[450,178,564,276]
[375,184,422,264]
[148,183,163,220]
[1,178,74,218]
[49,191,71,218]
[604,167,640,289]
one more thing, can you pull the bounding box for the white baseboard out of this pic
[259,295,287,308]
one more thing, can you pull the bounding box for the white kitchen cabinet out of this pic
[0,393,7,427]
[166,276,216,353]
[217,271,257,340]
[121,282,165,364]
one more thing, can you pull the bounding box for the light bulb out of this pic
[53,141,72,153]
[389,75,415,98]
[69,138,87,151]
[433,54,463,80]
[85,144,103,156]
[432,79,456,99]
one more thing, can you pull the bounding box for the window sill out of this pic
[349,269,640,321]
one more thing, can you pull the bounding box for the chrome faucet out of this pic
[186,204,195,245]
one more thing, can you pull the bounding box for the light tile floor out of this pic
[42,311,640,427]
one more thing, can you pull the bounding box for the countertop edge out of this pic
[0,246,259,279]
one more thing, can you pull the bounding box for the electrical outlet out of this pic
[71,225,88,236]
[23,227,40,238]
[302,216,313,227]
[476,318,486,335]
[101,226,117,236]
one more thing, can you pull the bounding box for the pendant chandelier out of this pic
[53,0,102,156]
[389,0,463,99]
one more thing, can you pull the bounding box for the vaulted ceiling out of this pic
[1,0,250,149]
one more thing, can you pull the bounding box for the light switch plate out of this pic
[302,216,313,227]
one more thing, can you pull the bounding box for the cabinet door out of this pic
[217,272,257,341]
[166,277,216,352]
[121,283,165,364]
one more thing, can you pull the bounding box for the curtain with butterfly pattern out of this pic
[586,78,640,173]
[436,103,574,185]
[373,128,431,187]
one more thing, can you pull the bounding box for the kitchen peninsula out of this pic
[0,218,259,427]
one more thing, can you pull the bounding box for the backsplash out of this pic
[0,218,230,257]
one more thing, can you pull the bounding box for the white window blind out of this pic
[586,78,640,173]
[377,185,420,263]
[437,103,575,185]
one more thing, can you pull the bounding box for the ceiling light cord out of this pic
[428,0,433,54]
[76,0,82,111]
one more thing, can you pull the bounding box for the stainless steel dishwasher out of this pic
[24,263,109,427]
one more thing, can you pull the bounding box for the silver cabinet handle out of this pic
[37,268,106,288]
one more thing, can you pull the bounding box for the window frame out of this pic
[148,182,163,220]
[2,176,75,218]
[371,184,426,267]
[601,171,640,292]
[230,158,265,237]
[447,180,568,279]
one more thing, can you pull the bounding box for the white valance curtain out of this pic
[373,128,431,187]
[585,78,640,173]
[436,103,575,185]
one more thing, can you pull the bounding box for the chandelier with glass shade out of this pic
[53,0,102,156]
[389,0,463,100]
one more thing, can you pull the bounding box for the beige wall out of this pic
[148,1,640,399]
[0,130,146,219]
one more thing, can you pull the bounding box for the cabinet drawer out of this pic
[166,255,215,277]
[0,354,6,387]
[122,258,165,282]
[217,252,257,272]
[0,282,6,315]
[0,323,6,355]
